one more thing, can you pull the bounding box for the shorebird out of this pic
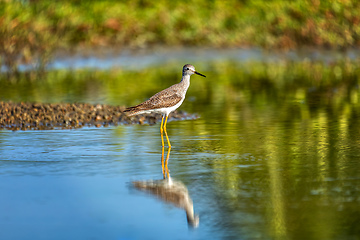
[124,64,206,147]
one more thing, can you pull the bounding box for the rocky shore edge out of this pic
[0,101,197,131]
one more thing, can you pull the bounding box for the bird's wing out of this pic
[124,87,182,113]
[139,89,182,109]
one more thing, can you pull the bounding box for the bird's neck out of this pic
[180,74,191,91]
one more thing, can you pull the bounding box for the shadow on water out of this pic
[132,146,199,228]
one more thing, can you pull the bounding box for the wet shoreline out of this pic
[0,101,197,131]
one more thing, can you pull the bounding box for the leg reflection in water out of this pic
[132,146,199,228]
[161,145,171,179]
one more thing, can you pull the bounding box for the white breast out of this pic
[155,97,185,116]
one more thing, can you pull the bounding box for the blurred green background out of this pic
[1,0,360,76]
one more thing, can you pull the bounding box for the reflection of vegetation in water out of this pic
[1,60,359,105]
[195,110,360,238]
[174,108,360,238]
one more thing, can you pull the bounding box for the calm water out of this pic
[1,58,360,240]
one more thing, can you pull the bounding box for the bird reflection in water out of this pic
[132,146,199,228]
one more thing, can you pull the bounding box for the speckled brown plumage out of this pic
[124,84,184,116]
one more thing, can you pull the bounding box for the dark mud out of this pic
[0,101,197,131]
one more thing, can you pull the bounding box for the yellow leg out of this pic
[160,114,172,179]
[161,145,166,179]
[164,146,171,178]
[163,114,171,148]
[160,115,165,147]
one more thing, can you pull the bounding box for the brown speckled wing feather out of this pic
[124,86,182,114]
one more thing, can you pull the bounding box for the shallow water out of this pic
[1,59,360,239]
[9,47,360,72]
[1,114,360,239]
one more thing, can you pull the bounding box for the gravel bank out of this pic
[0,101,196,131]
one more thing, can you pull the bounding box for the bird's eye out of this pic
[186,68,189,70]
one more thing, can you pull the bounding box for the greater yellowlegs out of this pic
[124,64,206,147]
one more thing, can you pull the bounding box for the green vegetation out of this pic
[1,0,360,76]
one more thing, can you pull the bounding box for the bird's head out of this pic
[183,64,206,77]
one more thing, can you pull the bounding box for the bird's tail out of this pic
[123,106,142,116]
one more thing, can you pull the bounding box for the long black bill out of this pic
[195,71,206,77]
